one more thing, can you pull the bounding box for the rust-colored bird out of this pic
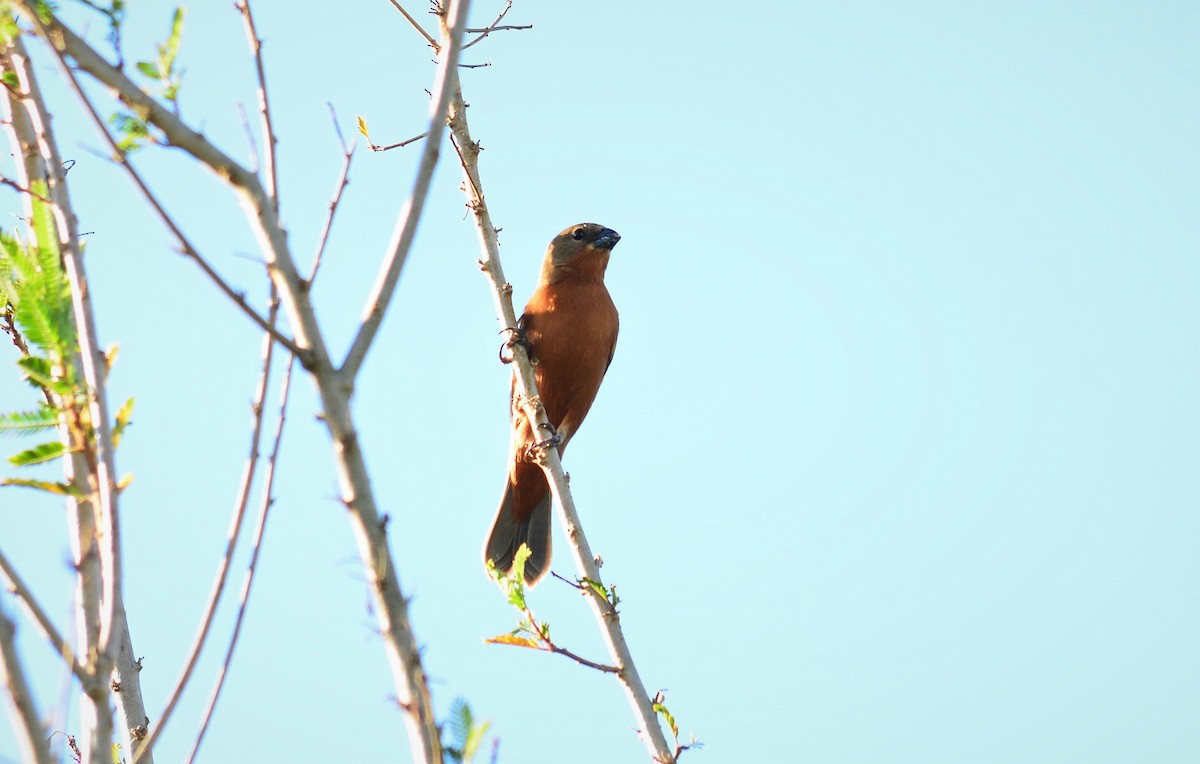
[484,223,622,586]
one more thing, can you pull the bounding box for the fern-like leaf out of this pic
[0,407,58,437]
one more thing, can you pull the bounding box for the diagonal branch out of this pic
[187,343,294,764]
[339,0,469,379]
[462,1,531,50]
[440,16,677,764]
[0,546,88,684]
[32,36,303,357]
[309,105,356,284]
[136,292,280,758]
[387,0,438,50]
[0,605,52,764]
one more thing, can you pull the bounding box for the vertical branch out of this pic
[15,43,124,666]
[0,607,53,764]
[0,35,120,764]
[439,19,677,764]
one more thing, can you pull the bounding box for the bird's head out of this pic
[541,223,621,284]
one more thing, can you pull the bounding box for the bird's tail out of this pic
[484,469,552,587]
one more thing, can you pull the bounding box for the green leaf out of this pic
[0,13,19,47]
[16,356,58,390]
[135,61,159,78]
[444,697,489,764]
[109,111,151,153]
[463,719,490,764]
[1,477,85,497]
[507,542,531,603]
[0,407,58,437]
[112,397,134,447]
[8,440,67,466]
[0,69,18,90]
[166,7,185,61]
[29,180,59,268]
[31,0,57,26]
[653,700,680,740]
[448,699,473,756]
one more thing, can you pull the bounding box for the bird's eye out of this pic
[571,228,585,241]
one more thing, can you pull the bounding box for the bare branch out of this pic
[521,603,618,673]
[235,102,261,172]
[0,174,54,203]
[0,547,87,684]
[139,291,280,757]
[28,22,304,357]
[366,129,429,153]
[0,606,52,764]
[387,0,439,50]
[339,0,471,379]
[19,4,470,762]
[310,114,356,284]
[235,1,281,208]
[327,101,350,153]
[462,1,531,50]
[441,13,678,760]
[187,344,294,764]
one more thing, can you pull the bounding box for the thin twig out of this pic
[327,101,349,153]
[462,1,531,50]
[186,344,294,763]
[235,102,261,173]
[520,605,618,673]
[388,0,439,50]
[366,130,429,153]
[340,0,471,379]
[18,8,318,367]
[310,110,356,284]
[31,37,304,357]
[140,291,279,759]
[0,174,54,203]
[0,547,88,683]
[235,0,280,208]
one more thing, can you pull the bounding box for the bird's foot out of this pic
[525,423,562,459]
[498,326,532,364]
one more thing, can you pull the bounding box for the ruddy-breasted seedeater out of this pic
[484,223,622,585]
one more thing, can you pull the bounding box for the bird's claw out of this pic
[498,326,532,364]
[525,424,562,460]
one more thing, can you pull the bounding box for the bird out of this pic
[484,223,622,586]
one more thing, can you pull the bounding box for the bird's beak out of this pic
[593,228,621,250]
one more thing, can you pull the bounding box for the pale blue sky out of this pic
[2,1,1198,762]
